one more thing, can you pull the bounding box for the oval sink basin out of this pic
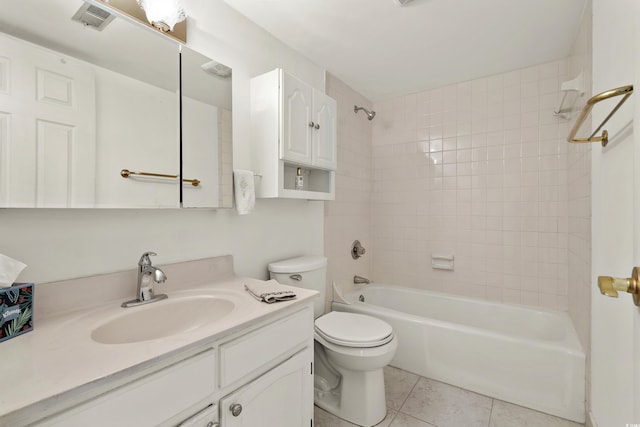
[91,295,235,344]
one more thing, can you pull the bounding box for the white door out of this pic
[220,348,313,427]
[281,71,312,165]
[591,0,640,425]
[312,89,337,170]
[0,33,96,207]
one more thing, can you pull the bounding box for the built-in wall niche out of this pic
[281,164,335,199]
[0,0,233,208]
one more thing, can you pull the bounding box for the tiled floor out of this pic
[314,366,584,427]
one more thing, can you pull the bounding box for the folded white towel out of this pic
[233,169,255,215]
[244,279,297,304]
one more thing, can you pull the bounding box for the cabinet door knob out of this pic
[230,403,243,417]
[315,123,320,129]
[309,121,315,128]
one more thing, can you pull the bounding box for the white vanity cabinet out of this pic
[251,68,336,200]
[30,305,314,427]
[36,349,218,427]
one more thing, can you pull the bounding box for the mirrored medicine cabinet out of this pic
[0,0,233,208]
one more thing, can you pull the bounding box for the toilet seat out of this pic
[315,311,393,348]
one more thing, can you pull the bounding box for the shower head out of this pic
[354,105,376,120]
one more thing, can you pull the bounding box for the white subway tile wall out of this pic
[567,0,592,407]
[370,59,576,311]
[325,74,373,302]
[326,43,590,331]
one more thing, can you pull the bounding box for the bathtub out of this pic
[332,284,585,423]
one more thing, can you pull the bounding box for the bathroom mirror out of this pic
[181,47,233,208]
[0,0,233,208]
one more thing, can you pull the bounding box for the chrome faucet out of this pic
[353,275,370,285]
[122,251,168,308]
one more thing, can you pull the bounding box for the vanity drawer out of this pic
[38,349,216,427]
[219,307,312,387]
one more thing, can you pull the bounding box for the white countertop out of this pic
[0,274,317,425]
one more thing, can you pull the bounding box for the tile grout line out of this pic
[487,397,496,427]
[393,373,422,424]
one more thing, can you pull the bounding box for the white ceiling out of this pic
[223,0,587,102]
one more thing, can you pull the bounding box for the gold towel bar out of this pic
[120,169,200,187]
[568,84,633,147]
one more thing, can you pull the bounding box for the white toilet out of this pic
[268,256,397,427]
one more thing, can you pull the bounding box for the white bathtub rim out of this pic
[346,283,574,319]
[340,284,584,353]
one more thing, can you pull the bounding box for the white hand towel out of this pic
[0,253,27,288]
[244,279,297,304]
[233,169,255,215]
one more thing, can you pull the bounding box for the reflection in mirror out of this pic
[0,0,233,208]
[181,48,233,208]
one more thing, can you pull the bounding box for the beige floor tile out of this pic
[489,400,584,427]
[384,366,420,410]
[375,408,398,427]
[314,405,397,427]
[389,412,437,427]
[314,406,358,427]
[400,378,493,427]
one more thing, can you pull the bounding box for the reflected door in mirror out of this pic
[0,33,96,207]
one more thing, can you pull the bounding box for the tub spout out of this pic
[354,275,370,284]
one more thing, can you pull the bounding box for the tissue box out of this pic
[0,283,33,343]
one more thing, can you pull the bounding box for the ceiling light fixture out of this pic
[136,0,186,32]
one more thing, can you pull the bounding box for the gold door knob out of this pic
[597,267,640,306]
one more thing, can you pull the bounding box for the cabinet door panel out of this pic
[281,72,312,165]
[312,89,337,170]
[220,348,313,427]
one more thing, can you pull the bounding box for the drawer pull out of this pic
[230,403,243,417]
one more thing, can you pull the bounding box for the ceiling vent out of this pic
[71,3,116,31]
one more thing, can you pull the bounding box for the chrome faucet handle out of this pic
[138,251,157,266]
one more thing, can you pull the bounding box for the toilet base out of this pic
[314,367,387,427]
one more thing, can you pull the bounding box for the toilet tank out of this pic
[268,256,327,318]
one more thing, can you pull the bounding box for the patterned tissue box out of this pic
[0,283,33,343]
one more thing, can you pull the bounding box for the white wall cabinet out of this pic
[251,68,336,200]
[32,306,314,427]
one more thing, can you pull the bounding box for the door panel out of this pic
[591,0,639,425]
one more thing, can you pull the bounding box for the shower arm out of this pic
[354,105,376,120]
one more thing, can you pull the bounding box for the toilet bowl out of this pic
[268,256,397,427]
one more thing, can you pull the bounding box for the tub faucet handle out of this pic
[352,240,366,259]
[597,267,640,306]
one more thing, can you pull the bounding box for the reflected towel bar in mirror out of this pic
[120,169,200,187]
[568,84,633,147]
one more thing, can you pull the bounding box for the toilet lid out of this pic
[315,312,393,348]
